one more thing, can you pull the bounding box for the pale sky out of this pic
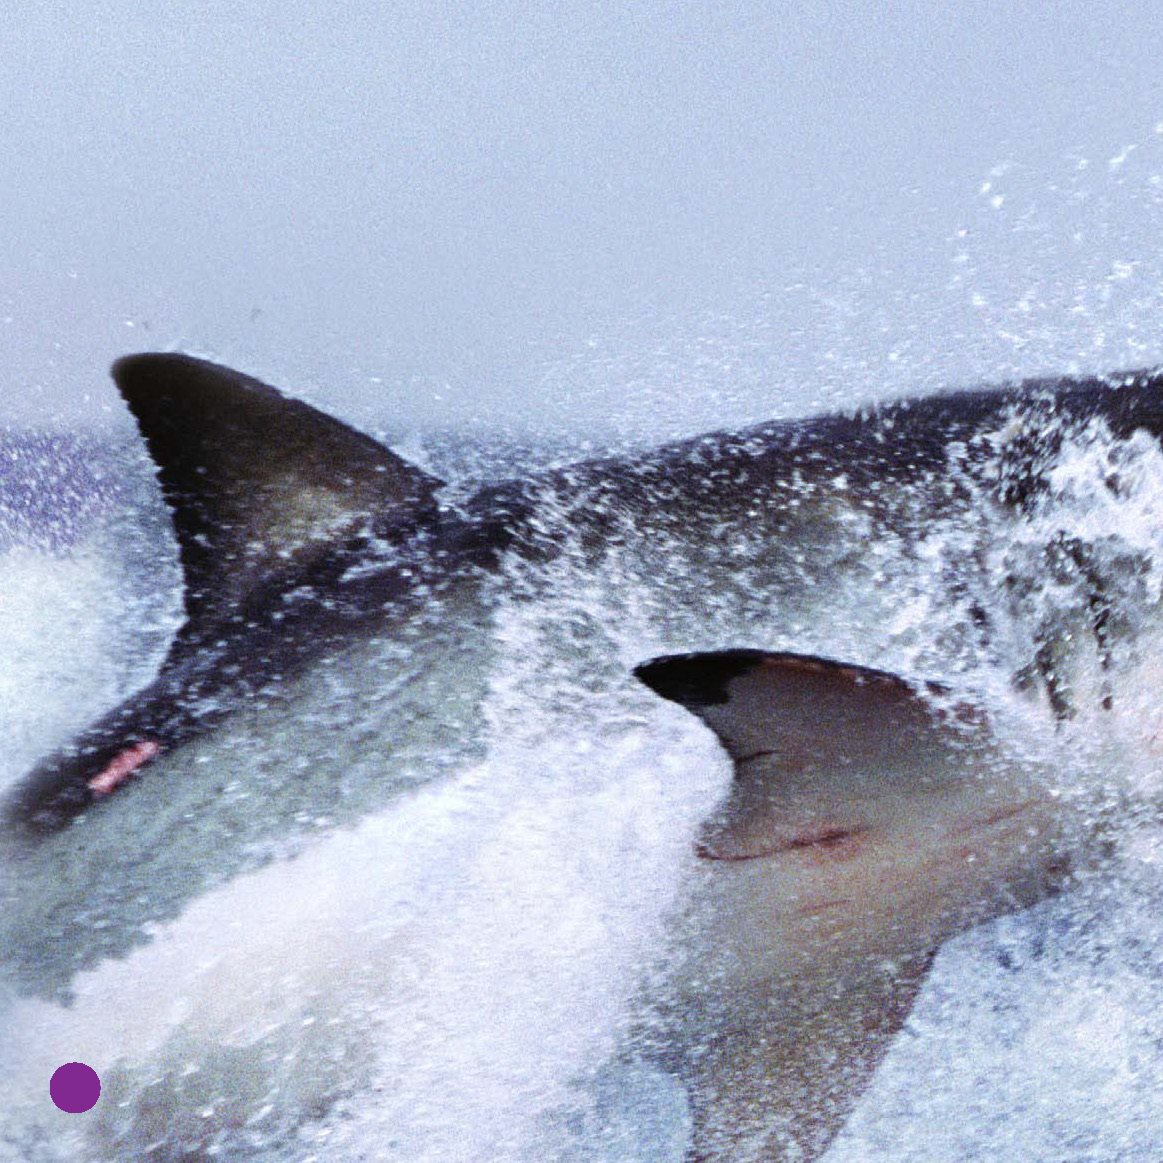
[4,3,1163,436]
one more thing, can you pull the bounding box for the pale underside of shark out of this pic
[4,353,1163,1161]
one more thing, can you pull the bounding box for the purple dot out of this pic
[49,1062,101,1113]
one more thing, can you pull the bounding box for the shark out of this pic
[3,353,1163,1160]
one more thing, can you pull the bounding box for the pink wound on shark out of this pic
[87,740,163,796]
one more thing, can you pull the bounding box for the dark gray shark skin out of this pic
[3,354,1163,1160]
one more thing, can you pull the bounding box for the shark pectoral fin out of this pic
[633,648,1061,951]
[633,648,992,862]
[680,950,936,1163]
[632,648,969,767]
[633,650,1068,1159]
[112,353,444,629]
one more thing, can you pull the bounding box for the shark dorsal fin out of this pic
[112,353,443,630]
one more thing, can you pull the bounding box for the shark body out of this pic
[3,354,1163,1160]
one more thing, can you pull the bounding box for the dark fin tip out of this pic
[633,649,769,707]
[633,648,939,710]
[113,350,219,380]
